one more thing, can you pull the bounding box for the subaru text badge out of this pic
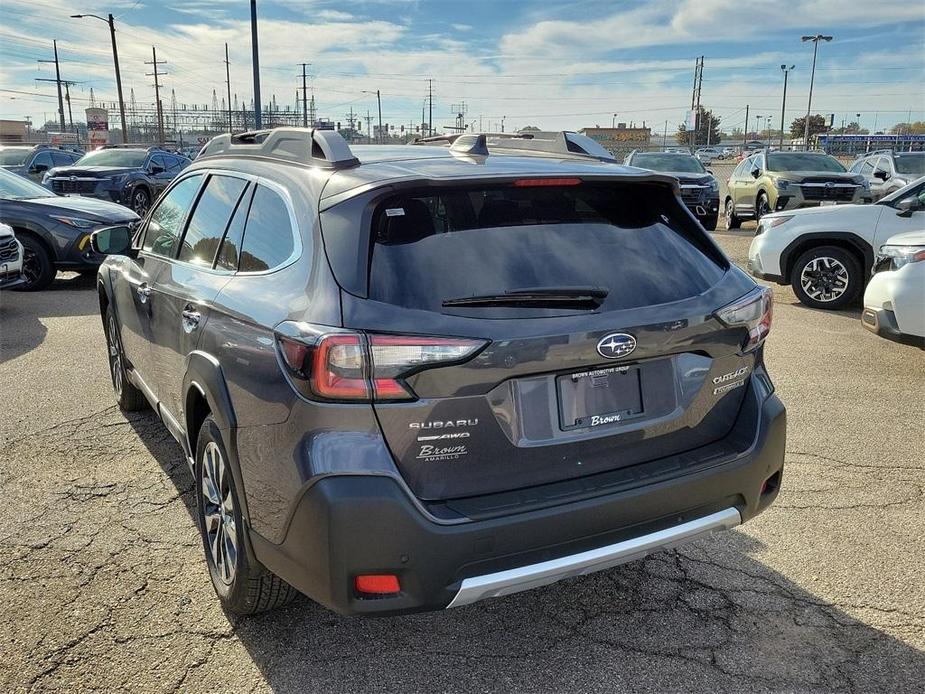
[596,333,637,359]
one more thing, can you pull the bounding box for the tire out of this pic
[791,246,862,310]
[104,306,147,411]
[15,235,56,291]
[195,416,297,615]
[130,187,151,216]
[702,213,718,232]
[755,192,771,221]
[724,198,741,230]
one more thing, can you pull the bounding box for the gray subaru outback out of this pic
[91,128,785,616]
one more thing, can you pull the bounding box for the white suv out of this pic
[0,222,24,290]
[747,176,925,309]
[862,230,925,347]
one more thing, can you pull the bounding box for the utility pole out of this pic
[801,34,833,150]
[251,0,262,128]
[365,110,373,143]
[72,14,129,142]
[663,120,668,149]
[145,46,167,144]
[779,65,795,149]
[427,79,433,137]
[37,41,67,133]
[171,88,180,146]
[225,43,233,134]
[300,63,310,128]
[688,56,703,149]
[743,104,749,149]
[63,82,77,144]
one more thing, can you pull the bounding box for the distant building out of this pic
[0,120,29,143]
[579,125,651,157]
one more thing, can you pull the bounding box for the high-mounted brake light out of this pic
[512,177,582,187]
[276,330,487,402]
[714,286,773,353]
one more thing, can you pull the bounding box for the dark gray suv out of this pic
[92,128,785,616]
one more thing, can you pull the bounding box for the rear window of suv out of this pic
[365,182,725,313]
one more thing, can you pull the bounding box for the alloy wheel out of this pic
[756,195,771,220]
[107,314,123,396]
[725,200,734,227]
[132,189,150,216]
[21,246,40,286]
[200,441,238,586]
[800,256,850,302]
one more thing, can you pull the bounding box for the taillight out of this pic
[714,286,772,353]
[276,329,486,402]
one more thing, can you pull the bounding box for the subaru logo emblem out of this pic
[70,176,77,181]
[825,182,834,188]
[596,333,637,359]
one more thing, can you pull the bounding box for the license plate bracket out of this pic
[557,365,644,430]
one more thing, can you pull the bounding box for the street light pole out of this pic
[71,13,128,143]
[612,113,617,128]
[801,34,833,150]
[779,64,794,150]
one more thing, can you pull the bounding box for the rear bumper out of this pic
[251,389,786,616]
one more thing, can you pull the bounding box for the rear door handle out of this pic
[136,283,151,303]
[181,306,201,333]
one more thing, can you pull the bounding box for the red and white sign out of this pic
[85,107,109,147]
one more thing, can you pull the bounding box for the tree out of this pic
[675,106,721,146]
[890,121,925,135]
[729,127,744,139]
[790,114,827,140]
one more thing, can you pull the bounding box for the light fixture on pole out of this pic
[612,113,618,128]
[71,13,128,143]
[779,65,794,149]
[801,34,833,150]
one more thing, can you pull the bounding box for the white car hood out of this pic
[882,230,925,246]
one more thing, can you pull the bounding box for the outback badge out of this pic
[596,333,636,359]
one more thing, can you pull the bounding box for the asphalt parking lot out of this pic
[1,232,924,693]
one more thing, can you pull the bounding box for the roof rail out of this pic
[412,130,618,163]
[198,127,359,169]
[855,148,893,158]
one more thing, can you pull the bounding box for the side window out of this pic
[177,175,249,267]
[215,186,254,271]
[142,175,203,257]
[167,155,187,173]
[849,159,865,173]
[51,151,72,167]
[32,151,54,169]
[732,160,747,177]
[238,185,295,273]
[861,159,875,175]
[151,154,169,172]
[875,157,891,174]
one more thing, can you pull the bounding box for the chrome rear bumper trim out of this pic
[447,507,742,608]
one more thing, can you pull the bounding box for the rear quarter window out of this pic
[238,185,296,272]
[364,182,726,313]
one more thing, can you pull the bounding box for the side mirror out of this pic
[90,225,135,256]
[149,163,165,174]
[706,169,714,176]
[30,163,49,174]
[873,169,889,181]
[750,167,761,179]
[895,197,922,217]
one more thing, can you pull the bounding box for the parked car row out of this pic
[747,175,925,347]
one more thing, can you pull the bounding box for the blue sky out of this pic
[1,0,923,135]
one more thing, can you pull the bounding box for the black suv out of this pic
[91,128,785,616]
[44,146,190,216]
[624,151,720,230]
[0,144,82,182]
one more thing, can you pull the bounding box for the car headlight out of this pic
[755,215,793,235]
[707,178,719,192]
[853,176,870,190]
[42,171,52,185]
[774,178,792,190]
[49,215,98,229]
[876,244,925,272]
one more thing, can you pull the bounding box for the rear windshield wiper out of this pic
[442,286,608,308]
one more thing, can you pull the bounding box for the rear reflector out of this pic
[354,574,401,595]
[512,177,581,187]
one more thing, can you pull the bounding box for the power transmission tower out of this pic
[365,110,373,143]
[225,43,233,134]
[37,40,67,133]
[144,46,167,143]
[171,88,179,146]
[89,88,97,109]
[300,63,311,128]
[689,56,703,148]
[308,94,315,125]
